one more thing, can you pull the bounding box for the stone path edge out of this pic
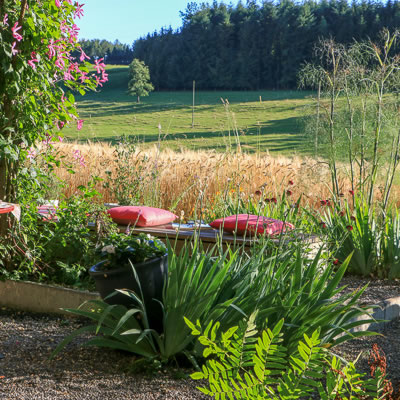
[0,279,100,315]
[0,279,399,331]
[352,296,400,333]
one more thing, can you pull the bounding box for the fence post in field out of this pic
[192,80,195,128]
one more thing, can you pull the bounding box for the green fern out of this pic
[187,317,393,400]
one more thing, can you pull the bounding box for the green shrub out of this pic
[52,238,374,363]
[186,316,388,399]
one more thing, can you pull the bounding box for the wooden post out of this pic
[192,80,195,128]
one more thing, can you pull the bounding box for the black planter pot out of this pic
[89,254,168,332]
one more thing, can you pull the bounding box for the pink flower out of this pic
[74,3,85,19]
[79,72,89,83]
[42,133,53,145]
[27,147,36,161]
[349,190,355,196]
[94,58,106,73]
[28,51,39,69]
[346,225,353,231]
[11,42,18,56]
[55,0,62,7]
[3,13,8,26]
[79,48,90,62]
[77,119,83,130]
[68,24,80,42]
[64,71,74,81]
[95,75,103,87]
[288,180,294,185]
[58,121,65,130]
[58,136,63,142]
[12,22,23,42]
[47,40,58,58]
[73,149,81,160]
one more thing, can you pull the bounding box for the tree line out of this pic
[78,39,133,65]
[79,0,400,90]
[132,0,400,90]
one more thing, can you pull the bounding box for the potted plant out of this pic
[89,232,168,331]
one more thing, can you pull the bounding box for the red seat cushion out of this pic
[210,214,295,236]
[107,206,177,227]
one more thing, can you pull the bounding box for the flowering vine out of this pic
[0,0,108,201]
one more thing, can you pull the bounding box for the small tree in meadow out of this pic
[0,0,107,233]
[128,58,154,103]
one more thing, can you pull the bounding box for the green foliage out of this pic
[53,238,374,362]
[187,317,389,399]
[102,135,159,206]
[0,1,101,202]
[133,1,400,91]
[1,178,115,288]
[52,241,239,362]
[317,196,379,276]
[96,232,167,270]
[299,31,400,211]
[380,209,400,279]
[128,58,154,103]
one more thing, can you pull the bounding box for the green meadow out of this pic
[66,66,315,154]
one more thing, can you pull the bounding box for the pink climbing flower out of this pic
[79,48,90,62]
[3,13,8,26]
[94,58,106,73]
[74,3,85,19]
[28,51,39,69]
[73,149,81,160]
[73,149,86,167]
[11,42,18,56]
[12,22,23,42]
[47,39,58,58]
[55,0,62,7]
[77,119,84,130]
[64,70,74,81]
[68,24,80,42]
[95,75,103,87]
[79,72,89,83]
[27,147,37,161]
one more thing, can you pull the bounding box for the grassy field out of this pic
[65,66,315,154]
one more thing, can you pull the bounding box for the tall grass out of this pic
[50,141,400,220]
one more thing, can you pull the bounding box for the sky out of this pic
[76,0,210,45]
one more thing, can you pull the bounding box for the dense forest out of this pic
[80,0,400,90]
[78,39,133,65]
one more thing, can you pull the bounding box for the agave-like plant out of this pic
[52,236,377,362]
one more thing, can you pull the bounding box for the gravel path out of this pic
[0,278,399,399]
[0,309,207,400]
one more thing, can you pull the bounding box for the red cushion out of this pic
[209,214,295,236]
[107,206,177,227]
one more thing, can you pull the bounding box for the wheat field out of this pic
[52,141,399,219]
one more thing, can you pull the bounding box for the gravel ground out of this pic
[336,276,400,304]
[0,309,208,400]
[0,278,399,399]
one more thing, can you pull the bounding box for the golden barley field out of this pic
[52,141,400,219]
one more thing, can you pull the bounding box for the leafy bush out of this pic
[317,196,379,276]
[53,238,374,363]
[186,316,389,399]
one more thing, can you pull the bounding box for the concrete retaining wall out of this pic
[0,280,99,315]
